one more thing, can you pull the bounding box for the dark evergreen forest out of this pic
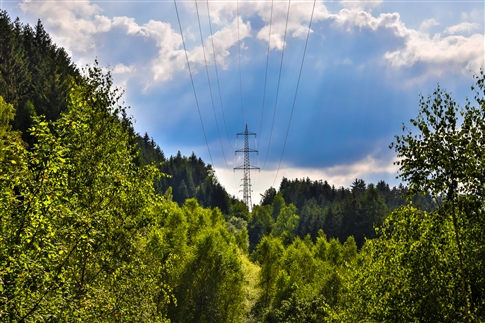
[1,11,484,322]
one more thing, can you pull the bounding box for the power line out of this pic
[237,0,245,126]
[231,135,241,197]
[273,0,316,187]
[173,0,214,166]
[261,0,291,170]
[206,0,237,150]
[257,0,274,150]
[253,135,262,201]
[194,0,231,170]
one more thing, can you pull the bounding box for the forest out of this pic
[1,11,484,322]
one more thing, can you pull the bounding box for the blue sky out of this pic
[3,0,484,202]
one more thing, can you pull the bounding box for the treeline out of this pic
[136,135,233,214]
[0,11,77,144]
[277,177,436,212]
[251,177,435,250]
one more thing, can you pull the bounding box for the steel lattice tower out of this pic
[234,124,260,209]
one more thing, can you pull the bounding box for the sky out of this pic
[2,0,484,204]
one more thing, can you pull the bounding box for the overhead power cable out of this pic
[205,0,237,150]
[237,0,245,127]
[173,0,214,166]
[273,0,317,187]
[257,0,274,150]
[261,0,291,170]
[194,0,231,170]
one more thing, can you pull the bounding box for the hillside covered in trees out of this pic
[1,12,484,322]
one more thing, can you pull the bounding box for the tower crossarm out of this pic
[233,165,260,171]
[235,148,258,154]
[236,131,257,136]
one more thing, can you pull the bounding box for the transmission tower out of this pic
[234,124,260,210]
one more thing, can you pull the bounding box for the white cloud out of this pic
[137,14,252,83]
[112,63,136,75]
[18,0,251,83]
[460,9,484,26]
[254,1,329,50]
[112,17,180,49]
[444,22,479,35]
[327,8,483,75]
[188,16,251,73]
[193,0,329,51]
[111,16,186,82]
[331,9,408,37]
[419,18,440,31]
[340,0,383,11]
[18,0,484,84]
[20,0,258,83]
[384,31,484,74]
[19,0,110,53]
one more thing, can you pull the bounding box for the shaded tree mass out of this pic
[251,177,436,248]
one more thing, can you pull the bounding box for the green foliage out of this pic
[272,204,299,239]
[240,254,261,322]
[137,132,165,167]
[334,73,485,322]
[0,96,16,161]
[273,293,328,323]
[144,150,233,213]
[248,204,273,251]
[393,84,479,199]
[0,96,14,132]
[271,192,285,221]
[254,236,284,310]
[236,227,250,254]
[391,72,485,321]
[0,16,251,321]
[170,228,244,323]
[252,227,353,322]
[275,176,436,248]
[0,62,178,322]
[342,236,357,264]
[227,216,249,253]
[260,187,276,206]
[327,238,343,266]
[313,230,329,262]
[282,238,318,289]
[320,269,344,310]
[341,206,462,322]
[165,200,245,323]
[297,198,326,240]
[230,197,250,221]
[0,12,77,144]
[143,195,248,323]
[0,61,250,322]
